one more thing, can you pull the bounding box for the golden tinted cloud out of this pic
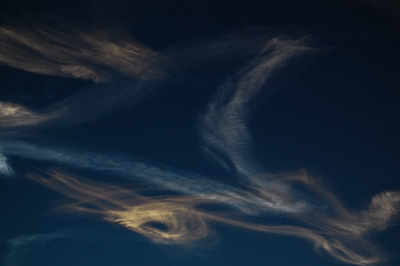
[29,170,400,265]
[0,19,159,82]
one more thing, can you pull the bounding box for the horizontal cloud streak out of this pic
[0,18,168,133]
[0,139,308,215]
[0,25,291,137]
[0,16,169,134]
[0,75,172,136]
[29,170,400,265]
[0,18,158,82]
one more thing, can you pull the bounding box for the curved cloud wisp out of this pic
[200,37,312,178]
[29,170,400,266]
[1,31,399,266]
[30,170,212,245]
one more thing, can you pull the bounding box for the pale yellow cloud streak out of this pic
[0,101,47,127]
[29,170,400,265]
[0,19,159,82]
[0,18,170,133]
[29,170,213,245]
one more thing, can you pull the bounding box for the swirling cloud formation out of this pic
[0,18,399,266]
[28,170,400,266]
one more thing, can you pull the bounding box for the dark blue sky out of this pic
[1,1,400,266]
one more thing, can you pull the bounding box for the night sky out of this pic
[1,1,400,266]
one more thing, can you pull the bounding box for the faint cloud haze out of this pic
[5,231,71,266]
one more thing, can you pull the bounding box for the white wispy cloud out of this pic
[0,139,308,215]
[5,231,72,266]
[200,37,312,178]
[0,151,14,176]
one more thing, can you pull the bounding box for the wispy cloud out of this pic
[0,75,171,136]
[0,24,284,136]
[0,18,167,134]
[0,101,48,128]
[1,27,399,266]
[196,35,400,264]
[28,170,400,265]
[0,152,14,176]
[5,231,71,266]
[0,18,158,82]
[0,139,308,215]
[200,36,312,178]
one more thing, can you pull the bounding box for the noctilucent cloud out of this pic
[1,1,399,266]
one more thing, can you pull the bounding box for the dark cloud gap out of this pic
[1,0,379,51]
[0,66,92,110]
[249,46,400,204]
